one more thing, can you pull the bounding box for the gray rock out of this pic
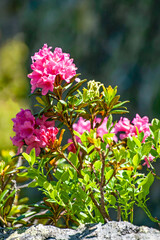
[1,221,159,240]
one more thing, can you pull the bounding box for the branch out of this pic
[99,151,111,221]
[69,127,83,170]
[57,149,82,177]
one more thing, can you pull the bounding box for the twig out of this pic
[69,127,83,170]
[57,149,82,177]
[99,151,111,221]
[45,163,54,181]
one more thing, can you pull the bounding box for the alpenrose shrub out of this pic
[11,44,160,227]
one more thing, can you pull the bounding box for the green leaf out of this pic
[65,79,87,100]
[153,130,160,145]
[27,168,39,179]
[62,142,72,151]
[108,195,116,206]
[87,145,95,154]
[55,169,63,180]
[17,171,28,177]
[22,152,31,165]
[37,175,46,186]
[59,100,67,107]
[57,102,62,111]
[105,169,114,181]
[77,142,87,153]
[73,130,82,139]
[127,137,135,150]
[16,211,36,221]
[109,95,120,108]
[112,100,129,109]
[138,131,144,142]
[36,97,45,106]
[43,181,53,192]
[63,74,81,88]
[61,171,69,182]
[141,142,152,157]
[79,212,88,219]
[110,109,129,115]
[30,148,36,167]
[84,174,90,183]
[138,172,154,200]
[28,181,38,188]
[81,132,89,146]
[132,136,141,148]
[94,160,102,171]
[68,152,79,167]
[132,154,140,167]
[103,133,115,144]
[3,190,16,206]
[0,189,9,202]
[150,118,160,133]
[107,114,112,130]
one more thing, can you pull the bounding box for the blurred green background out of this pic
[0,0,160,229]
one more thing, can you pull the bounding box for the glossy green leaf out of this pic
[59,100,67,107]
[138,172,154,200]
[30,148,36,166]
[141,142,152,157]
[105,169,114,181]
[107,114,112,130]
[84,174,90,183]
[65,79,87,100]
[22,152,31,164]
[73,130,82,139]
[0,189,9,202]
[110,109,129,115]
[127,137,135,150]
[36,96,45,106]
[132,136,141,148]
[132,154,139,167]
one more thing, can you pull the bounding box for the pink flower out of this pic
[11,135,24,154]
[132,114,151,142]
[115,114,152,168]
[143,154,154,168]
[25,135,42,156]
[73,117,91,135]
[11,109,58,156]
[68,117,117,152]
[11,109,35,153]
[19,121,35,139]
[114,117,132,133]
[39,126,59,148]
[115,114,151,142]
[68,117,91,152]
[28,44,77,95]
[35,115,55,128]
[12,109,35,134]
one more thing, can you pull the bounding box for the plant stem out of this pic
[95,115,105,129]
[99,151,111,222]
[0,216,8,227]
[68,127,83,170]
[45,163,54,181]
[57,149,81,177]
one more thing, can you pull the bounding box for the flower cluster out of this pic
[115,114,153,167]
[68,114,153,167]
[11,109,58,156]
[115,114,151,142]
[28,44,78,95]
[68,117,117,152]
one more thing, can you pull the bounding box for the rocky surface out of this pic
[0,221,160,240]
